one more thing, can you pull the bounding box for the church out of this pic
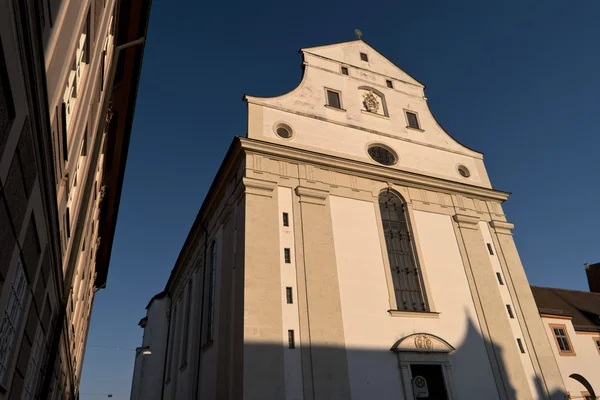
[130,39,572,399]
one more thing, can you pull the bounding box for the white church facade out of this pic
[130,40,570,399]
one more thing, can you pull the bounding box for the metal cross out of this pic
[355,29,363,40]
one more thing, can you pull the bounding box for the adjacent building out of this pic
[531,263,600,399]
[131,39,569,399]
[0,0,150,398]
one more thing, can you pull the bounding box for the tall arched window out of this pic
[379,190,427,311]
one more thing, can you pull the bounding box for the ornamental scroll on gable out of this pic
[390,333,455,353]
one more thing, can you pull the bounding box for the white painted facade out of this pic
[131,40,567,399]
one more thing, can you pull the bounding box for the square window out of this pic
[282,212,289,227]
[496,272,504,285]
[326,90,341,109]
[341,66,349,75]
[487,243,494,255]
[406,111,420,129]
[360,52,368,62]
[386,80,393,88]
[284,248,291,264]
[288,330,295,349]
[506,304,514,319]
[517,338,525,353]
[286,287,293,304]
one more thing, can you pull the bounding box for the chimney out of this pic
[585,263,600,293]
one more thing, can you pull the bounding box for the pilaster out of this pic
[294,185,351,399]
[489,220,566,399]
[452,214,531,399]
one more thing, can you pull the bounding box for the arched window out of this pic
[379,190,427,311]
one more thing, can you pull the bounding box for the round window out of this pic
[274,123,293,139]
[457,165,470,178]
[367,145,397,166]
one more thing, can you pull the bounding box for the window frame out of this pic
[506,304,514,319]
[386,79,393,88]
[286,287,293,304]
[340,66,349,75]
[282,212,289,227]
[324,88,344,111]
[288,330,295,349]
[517,338,526,353]
[404,110,422,131]
[360,52,369,62]
[496,272,504,285]
[376,189,431,313]
[592,336,600,355]
[284,248,291,264]
[549,323,576,356]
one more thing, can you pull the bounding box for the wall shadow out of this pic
[231,317,571,400]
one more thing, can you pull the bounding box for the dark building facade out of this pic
[0,0,150,398]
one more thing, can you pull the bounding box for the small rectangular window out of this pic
[282,212,289,227]
[386,80,393,88]
[406,111,420,129]
[595,339,600,352]
[326,90,341,109]
[360,52,368,62]
[65,207,71,238]
[552,326,573,353]
[506,304,514,319]
[341,66,349,75]
[284,248,291,264]
[496,272,504,285]
[517,338,525,353]
[286,287,293,304]
[487,243,494,255]
[288,330,295,349]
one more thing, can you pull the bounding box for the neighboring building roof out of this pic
[145,290,168,309]
[531,286,600,332]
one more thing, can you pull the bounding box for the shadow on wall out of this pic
[235,317,571,400]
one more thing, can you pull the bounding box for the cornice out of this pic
[242,177,277,198]
[490,220,514,236]
[453,214,481,230]
[295,186,329,206]
[239,138,509,202]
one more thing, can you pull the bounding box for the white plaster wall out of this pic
[479,222,540,398]
[246,41,492,188]
[541,317,600,397]
[329,196,498,399]
[277,187,303,400]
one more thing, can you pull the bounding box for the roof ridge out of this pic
[532,285,598,295]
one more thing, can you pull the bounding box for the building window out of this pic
[326,89,342,109]
[207,242,217,342]
[360,52,368,62]
[457,165,471,178]
[23,326,45,398]
[405,111,420,130]
[341,66,349,75]
[594,337,600,355]
[550,324,575,355]
[286,287,293,304]
[288,330,295,349]
[368,144,397,166]
[0,262,29,385]
[487,243,494,255]
[282,212,289,227]
[496,272,504,285]
[66,207,71,238]
[506,304,514,319]
[517,338,526,353]
[284,248,291,264]
[386,79,393,88]
[274,123,293,139]
[379,190,427,312]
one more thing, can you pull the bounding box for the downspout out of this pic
[40,36,146,398]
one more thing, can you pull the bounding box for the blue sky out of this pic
[79,1,600,398]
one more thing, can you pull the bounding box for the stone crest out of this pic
[414,335,434,351]
[362,90,380,113]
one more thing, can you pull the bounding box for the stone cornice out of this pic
[489,220,515,236]
[295,186,329,206]
[453,214,481,230]
[242,177,277,198]
[239,138,509,202]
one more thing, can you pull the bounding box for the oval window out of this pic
[367,145,397,166]
[457,165,470,178]
[274,123,293,139]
